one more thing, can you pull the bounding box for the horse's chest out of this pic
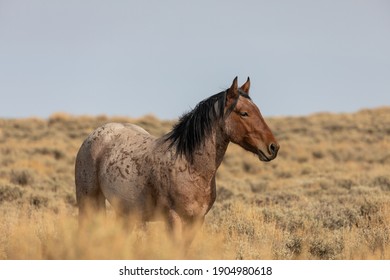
[173,179,216,218]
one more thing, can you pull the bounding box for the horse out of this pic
[75,77,279,246]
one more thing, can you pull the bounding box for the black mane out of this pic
[163,90,227,163]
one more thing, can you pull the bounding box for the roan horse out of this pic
[75,77,279,246]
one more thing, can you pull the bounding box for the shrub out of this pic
[0,184,23,202]
[10,169,35,186]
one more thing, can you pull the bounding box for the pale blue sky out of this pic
[0,0,389,119]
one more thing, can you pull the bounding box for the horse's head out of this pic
[224,77,279,162]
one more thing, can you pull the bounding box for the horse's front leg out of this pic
[167,209,183,242]
[182,216,204,248]
[167,209,204,248]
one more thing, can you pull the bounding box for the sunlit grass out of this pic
[1,107,390,259]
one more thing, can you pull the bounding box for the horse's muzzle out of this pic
[258,143,279,162]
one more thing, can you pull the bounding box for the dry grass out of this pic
[1,107,390,259]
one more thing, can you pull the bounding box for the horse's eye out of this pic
[239,111,249,117]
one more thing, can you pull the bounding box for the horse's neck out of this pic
[190,127,230,179]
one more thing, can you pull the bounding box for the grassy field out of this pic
[1,107,390,259]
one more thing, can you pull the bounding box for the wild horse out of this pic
[75,77,279,246]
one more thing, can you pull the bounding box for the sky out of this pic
[0,0,389,119]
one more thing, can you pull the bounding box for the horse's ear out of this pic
[227,76,239,100]
[240,77,250,94]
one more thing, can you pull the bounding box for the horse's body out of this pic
[76,123,216,223]
[75,77,279,245]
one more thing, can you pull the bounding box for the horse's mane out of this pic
[163,90,227,163]
[163,88,251,163]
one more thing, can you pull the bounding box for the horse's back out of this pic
[77,122,150,159]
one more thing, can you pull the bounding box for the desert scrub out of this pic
[10,169,35,186]
[0,107,390,259]
[309,231,344,260]
[0,183,23,203]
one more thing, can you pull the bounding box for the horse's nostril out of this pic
[269,143,279,155]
